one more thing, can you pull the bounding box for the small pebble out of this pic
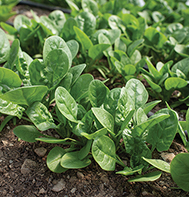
[52,179,66,192]
[71,188,76,193]
[34,147,47,157]
[9,160,13,164]
[77,172,84,179]
[39,188,46,194]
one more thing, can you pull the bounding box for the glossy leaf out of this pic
[92,135,116,171]
[142,157,170,173]
[147,109,178,152]
[0,28,10,64]
[0,67,22,88]
[75,11,96,36]
[0,98,25,119]
[70,74,94,101]
[74,26,93,52]
[0,86,48,106]
[26,102,56,131]
[125,79,148,110]
[88,44,110,60]
[66,40,79,60]
[47,146,67,173]
[82,0,98,16]
[45,49,70,84]
[92,107,114,135]
[43,36,72,67]
[61,151,91,169]
[128,171,162,182]
[89,80,109,107]
[55,86,78,123]
[165,77,187,90]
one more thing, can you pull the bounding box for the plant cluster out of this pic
[0,0,189,192]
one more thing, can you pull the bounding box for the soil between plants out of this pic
[0,118,189,197]
[1,4,189,197]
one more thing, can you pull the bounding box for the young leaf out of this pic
[81,128,107,140]
[125,79,148,110]
[61,151,91,169]
[47,146,67,173]
[0,67,22,89]
[43,36,72,67]
[92,135,116,171]
[0,86,48,106]
[147,109,178,152]
[70,74,94,102]
[66,40,79,60]
[44,49,70,84]
[92,107,114,135]
[82,0,98,16]
[128,171,162,182]
[0,28,10,64]
[89,80,109,107]
[26,102,56,131]
[75,11,96,36]
[55,86,78,123]
[142,157,170,173]
[170,153,189,192]
[74,26,93,52]
[78,140,92,160]
[165,77,187,90]
[13,125,42,143]
[0,98,25,119]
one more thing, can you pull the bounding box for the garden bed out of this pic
[1,1,189,197]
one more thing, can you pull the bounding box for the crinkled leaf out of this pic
[26,102,56,131]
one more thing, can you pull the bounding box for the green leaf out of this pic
[82,0,98,16]
[78,140,92,160]
[92,107,114,135]
[4,39,20,70]
[92,135,116,171]
[0,22,17,34]
[55,86,78,123]
[74,26,93,52]
[13,15,31,32]
[147,109,178,152]
[0,86,48,106]
[66,40,79,60]
[89,80,109,107]
[29,59,48,86]
[26,102,56,131]
[81,128,107,140]
[165,77,187,90]
[125,79,148,110]
[43,36,72,67]
[61,17,78,41]
[144,27,167,50]
[45,49,70,84]
[70,74,94,101]
[134,113,170,137]
[0,67,22,89]
[75,11,96,36]
[13,125,42,143]
[170,153,189,192]
[47,146,67,173]
[88,44,110,60]
[142,157,170,173]
[116,165,143,176]
[0,28,10,64]
[127,39,144,57]
[142,100,161,115]
[61,151,91,169]
[0,98,25,119]
[69,64,86,86]
[128,171,162,182]
[108,15,125,33]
